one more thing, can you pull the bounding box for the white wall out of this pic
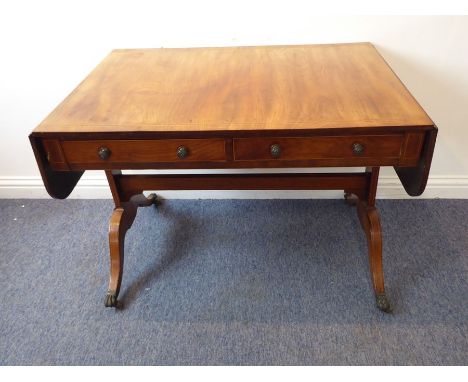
[0,2,467,198]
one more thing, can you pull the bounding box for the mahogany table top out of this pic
[33,43,434,134]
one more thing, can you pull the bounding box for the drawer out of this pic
[233,135,404,161]
[60,138,227,166]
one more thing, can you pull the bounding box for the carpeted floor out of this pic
[0,199,466,365]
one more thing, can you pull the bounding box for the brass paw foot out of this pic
[104,292,118,308]
[148,193,159,207]
[344,192,357,206]
[131,193,159,207]
[375,293,392,313]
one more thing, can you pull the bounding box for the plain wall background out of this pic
[0,1,467,198]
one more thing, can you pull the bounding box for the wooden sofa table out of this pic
[29,43,437,312]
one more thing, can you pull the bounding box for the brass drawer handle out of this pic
[98,146,111,160]
[352,142,365,155]
[270,144,281,158]
[177,145,189,159]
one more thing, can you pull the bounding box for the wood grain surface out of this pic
[33,43,433,134]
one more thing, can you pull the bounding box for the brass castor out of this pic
[375,293,392,313]
[147,193,158,206]
[104,292,118,308]
[344,192,357,206]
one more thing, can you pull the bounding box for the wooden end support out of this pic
[345,167,392,313]
[104,170,157,308]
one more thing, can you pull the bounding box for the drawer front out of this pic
[61,139,227,165]
[233,135,404,161]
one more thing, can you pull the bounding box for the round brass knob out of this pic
[98,146,111,160]
[352,142,365,155]
[177,146,188,159]
[270,144,281,158]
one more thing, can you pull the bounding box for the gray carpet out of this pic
[0,199,466,365]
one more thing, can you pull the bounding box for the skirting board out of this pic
[0,175,467,199]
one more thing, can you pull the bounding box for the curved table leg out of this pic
[345,167,392,313]
[356,201,392,313]
[105,193,157,307]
